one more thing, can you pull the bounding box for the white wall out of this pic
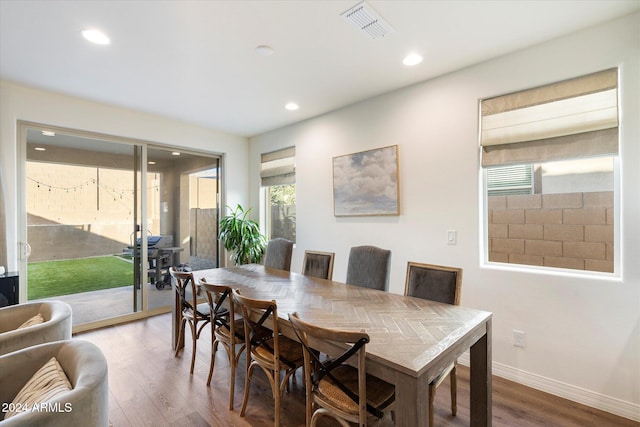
[249,13,640,419]
[0,81,250,273]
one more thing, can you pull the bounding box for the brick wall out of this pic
[488,191,614,272]
[189,208,218,259]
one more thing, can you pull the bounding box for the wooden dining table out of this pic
[172,264,492,427]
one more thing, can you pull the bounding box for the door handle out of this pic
[18,241,32,260]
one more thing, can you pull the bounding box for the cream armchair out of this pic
[0,340,109,426]
[0,302,72,356]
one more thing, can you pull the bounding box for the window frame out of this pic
[260,147,296,243]
[479,69,621,277]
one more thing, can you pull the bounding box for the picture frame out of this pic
[332,145,399,216]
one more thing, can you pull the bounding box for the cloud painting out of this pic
[333,145,399,216]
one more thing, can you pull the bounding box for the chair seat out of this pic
[316,365,395,416]
[253,335,304,367]
[184,302,224,320]
[215,318,245,343]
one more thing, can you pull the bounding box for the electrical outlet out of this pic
[513,330,526,348]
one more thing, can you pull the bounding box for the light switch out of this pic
[447,230,457,245]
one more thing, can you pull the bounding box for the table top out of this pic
[197,264,492,378]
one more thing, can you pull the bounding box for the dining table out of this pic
[171,264,492,427]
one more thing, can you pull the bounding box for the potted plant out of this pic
[218,204,266,265]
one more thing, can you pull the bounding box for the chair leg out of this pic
[429,383,435,427]
[228,345,236,410]
[207,339,219,386]
[450,365,457,416]
[189,321,197,374]
[273,368,281,427]
[240,361,254,417]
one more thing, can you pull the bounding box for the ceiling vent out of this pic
[340,1,394,39]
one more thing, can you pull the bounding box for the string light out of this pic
[27,176,159,195]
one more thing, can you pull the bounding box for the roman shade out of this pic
[260,147,295,186]
[481,68,618,167]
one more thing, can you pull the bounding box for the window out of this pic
[260,147,296,242]
[481,68,618,273]
[487,165,534,196]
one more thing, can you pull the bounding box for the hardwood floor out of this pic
[77,313,636,427]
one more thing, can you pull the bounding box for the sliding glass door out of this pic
[19,124,221,330]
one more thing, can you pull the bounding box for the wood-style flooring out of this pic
[76,313,637,427]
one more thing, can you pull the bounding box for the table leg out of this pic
[470,318,492,426]
[394,371,430,427]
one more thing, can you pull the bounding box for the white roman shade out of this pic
[481,68,618,167]
[260,147,295,186]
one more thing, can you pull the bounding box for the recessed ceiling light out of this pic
[255,45,275,56]
[148,161,156,165]
[34,147,46,151]
[403,53,423,66]
[285,102,299,111]
[41,131,55,137]
[82,29,110,45]
[171,152,181,156]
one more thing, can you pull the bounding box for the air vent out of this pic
[340,1,394,39]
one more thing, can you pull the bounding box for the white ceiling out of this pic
[1,0,639,138]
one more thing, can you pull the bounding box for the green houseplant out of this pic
[218,204,266,265]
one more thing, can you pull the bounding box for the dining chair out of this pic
[170,267,215,374]
[345,245,391,291]
[263,238,294,271]
[289,312,396,426]
[404,261,463,426]
[232,289,304,427]
[199,278,244,410]
[302,250,335,280]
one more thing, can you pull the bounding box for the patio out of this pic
[31,283,173,325]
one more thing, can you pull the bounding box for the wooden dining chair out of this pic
[404,261,463,426]
[302,250,335,280]
[289,312,395,426]
[263,238,294,271]
[199,278,244,410]
[233,289,304,427]
[170,267,215,374]
[345,245,391,291]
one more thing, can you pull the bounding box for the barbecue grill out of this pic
[123,235,184,289]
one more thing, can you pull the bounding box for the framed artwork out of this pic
[332,145,399,216]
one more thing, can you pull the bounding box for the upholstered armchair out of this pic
[0,339,109,426]
[0,301,72,356]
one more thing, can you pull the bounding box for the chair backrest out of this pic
[0,339,109,426]
[0,301,72,356]
[264,238,294,271]
[302,250,335,280]
[232,289,280,360]
[345,245,391,291]
[288,312,372,426]
[170,267,201,315]
[404,262,463,305]
[198,278,235,329]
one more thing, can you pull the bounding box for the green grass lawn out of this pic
[28,255,134,300]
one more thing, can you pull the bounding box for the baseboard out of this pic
[457,353,640,422]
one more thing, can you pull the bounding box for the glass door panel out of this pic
[24,129,142,326]
[146,147,219,311]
